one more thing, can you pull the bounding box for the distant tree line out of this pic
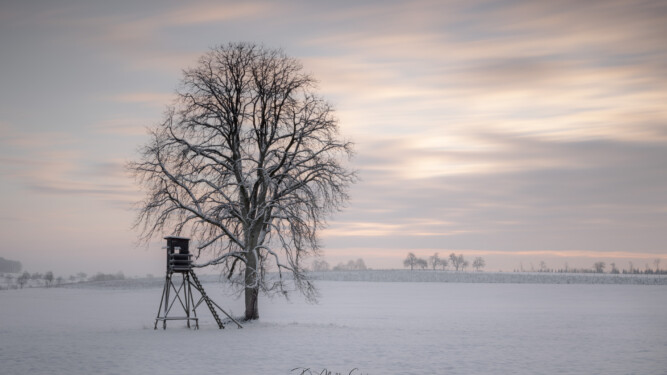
[1,270,125,290]
[306,255,665,275]
[513,259,665,274]
[403,252,485,272]
[311,259,367,272]
[0,257,22,273]
[88,272,126,282]
[5,271,63,289]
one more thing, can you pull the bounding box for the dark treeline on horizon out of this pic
[1,271,126,290]
[513,259,666,275]
[0,257,22,273]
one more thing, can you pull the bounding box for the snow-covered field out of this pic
[1,276,666,374]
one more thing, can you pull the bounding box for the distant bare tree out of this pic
[610,262,620,274]
[416,258,428,270]
[404,253,418,271]
[594,262,606,273]
[354,258,367,270]
[472,257,485,272]
[539,261,548,272]
[311,259,330,272]
[449,253,466,271]
[440,258,448,271]
[129,43,355,320]
[655,258,661,273]
[449,253,458,270]
[332,258,367,271]
[429,253,441,270]
[17,271,29,289]
[44,271,54,287]
[628,261,634,274]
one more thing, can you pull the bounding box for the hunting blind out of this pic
[154,236,241,330]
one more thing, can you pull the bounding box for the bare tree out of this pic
[429,253,441,270]
[332,262,345,271]
[655,258,661,273]
[449,253,466,271]
[31,272,42,283]
[311,259,330,272]
[472,257,485,272]
[333,259,367,271]
[594,262,606,273]
[539,261,548,272]
[449,253,457,270]
[354,258,367,270]
[610,262,620,274]
[404,252,418,270]
[129,43,355,320]
[17,271,29,289]
[416,258,428,270]
[44,271,54,287]
[440,258,448,271]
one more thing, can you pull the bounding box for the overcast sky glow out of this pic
[1,0,666,276]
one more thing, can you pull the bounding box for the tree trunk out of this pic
[244,284,259,320]
[244,250,259,320]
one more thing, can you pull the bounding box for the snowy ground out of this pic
[1,277,666,374]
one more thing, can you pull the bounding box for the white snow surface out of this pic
[1,277,666,374]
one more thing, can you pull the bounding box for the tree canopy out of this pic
[129,43,355,320]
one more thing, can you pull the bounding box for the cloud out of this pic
[334,131,667,257]
[0,124,138,205]
[58,1,278,73]
[297,0,667,145]
[1,153,136,203]
[97,2,274,44]
[27,183,133,198]
[322,219,467,238]
[93,117,153,136]
[108,92,175,108]
[0,123,76,150]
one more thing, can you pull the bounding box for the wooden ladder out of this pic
[189,271,225,329]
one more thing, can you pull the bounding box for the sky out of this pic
[1,0,666,276]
